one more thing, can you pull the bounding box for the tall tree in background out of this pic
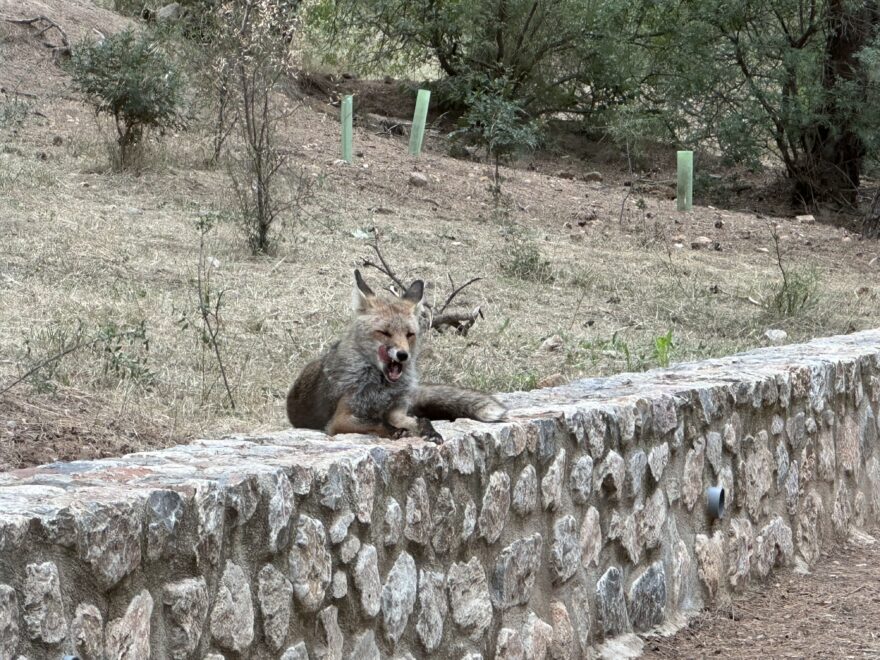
[807,0,879,205]
[302,0,633,117]
[626,0,880,209]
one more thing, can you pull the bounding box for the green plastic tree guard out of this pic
[341,95,353,163]
[409,89,431,156]
[677,150,693,211]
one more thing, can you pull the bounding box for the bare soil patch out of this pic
[644,530,880,659]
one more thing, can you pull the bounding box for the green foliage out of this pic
[501,238,555,284]
[69,29,183,169]
[95,320,155,384]
[765,229,820,317]
[767,266,820,318]
[302,0,880,205]
[617,0,880,203]
[653,330,674,368]
[577,332,649,373]
[452,76,541,194]
[0,92,32,129]
[17,319,154,393]
[303,0,630,117]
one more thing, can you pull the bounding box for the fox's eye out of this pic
[406,332,415,338]
[378,330,391,337]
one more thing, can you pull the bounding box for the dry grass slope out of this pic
[1,2,880,469]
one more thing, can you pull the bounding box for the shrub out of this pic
[501,238,555,284]
[452,76,541,197]
[69,29,183,169]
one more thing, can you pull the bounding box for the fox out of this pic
[286,269,507,442]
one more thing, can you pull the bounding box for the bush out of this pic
[70,30,183,169]
[501,238,555,284]
[451,76,541,197]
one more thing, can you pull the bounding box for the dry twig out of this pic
[360,229,486,334]
[2,15,70,56]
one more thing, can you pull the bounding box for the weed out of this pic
[0,92,31,129]
[94,320,155,384]
[501,238,555,284]
[18,321,87,392]
[574,332,652,373]
[69,29,184,170]
[765,227,820,317]
[653,329,674,367]
[179,213,237,409]
[7,319,154,395]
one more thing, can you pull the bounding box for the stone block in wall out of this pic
[595,567,630,638]
[70,602,103,660]
[479,471,511,543]
[695,531,725,600]
[542,449,566,511]
[447,558,493,641]
[210,561,254,653]
[512,464,538,515]
[416,569,447,652]
[648,442,669,482]
[383,497,403,546]
[163,576,209,658]
[257,565,293,651]
[432,487,458,555]
[596,450,625,499]
[521,612,552,660]
[495,627,525,660]
[353,543,381,618]
[569,454,593,505]
[381,551,417,644]
[105,590,152,660]
[579,506,602,568]
[405,477,432,545]
[550,516,581,583]
[490,533,543,609]
[288,515,332,612]
[549,601,577,659]
[145,489,184,561]
[22,561,65,644]
[627,561,666,631]
[0,584,20,659]
[681,437,705,511]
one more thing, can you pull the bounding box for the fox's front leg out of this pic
[326,399,391,437]
[387,409,443,444]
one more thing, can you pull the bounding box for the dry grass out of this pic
[2,17,880,468]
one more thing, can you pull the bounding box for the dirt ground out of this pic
[643,529,880,659]
[2,3,880,470]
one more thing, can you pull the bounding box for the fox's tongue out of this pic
[387,361,402,381]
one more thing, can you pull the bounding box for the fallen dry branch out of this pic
[438,274,483,314]
[432,306,484,336]
[2,15,71,57]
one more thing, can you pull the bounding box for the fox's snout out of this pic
[388,347,409,362]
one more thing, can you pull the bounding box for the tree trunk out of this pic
[799,0,878,206]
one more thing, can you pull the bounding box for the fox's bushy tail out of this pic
[410,385,507,423]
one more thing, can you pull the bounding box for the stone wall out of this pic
[2,330,880,660]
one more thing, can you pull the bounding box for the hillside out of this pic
[1,1,879,469]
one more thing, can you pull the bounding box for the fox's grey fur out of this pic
[286,270,506,440]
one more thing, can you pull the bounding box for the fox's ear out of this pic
[402,279,424,305]
[353,269,375,312]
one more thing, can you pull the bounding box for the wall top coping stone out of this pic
[2,329,879,522]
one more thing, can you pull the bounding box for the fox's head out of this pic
[352,269,424,385]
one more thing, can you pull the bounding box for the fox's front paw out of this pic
[388,425,410,440]
[417,417,443,444]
